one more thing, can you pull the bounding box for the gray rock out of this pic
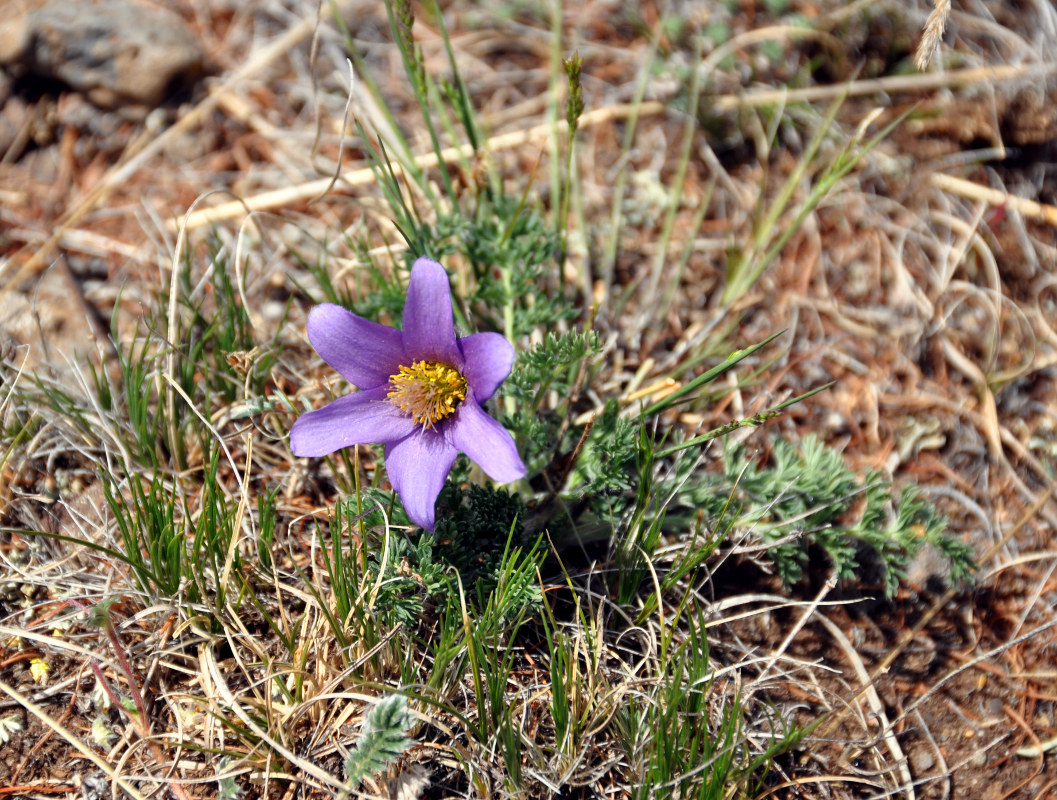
[0,0,204,108]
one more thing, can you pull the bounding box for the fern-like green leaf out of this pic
[344,695,414,787]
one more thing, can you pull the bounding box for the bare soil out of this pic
[2,0,1057,798]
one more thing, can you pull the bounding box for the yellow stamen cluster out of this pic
[387,360,467,428]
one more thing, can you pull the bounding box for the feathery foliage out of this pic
[343,695,414,787]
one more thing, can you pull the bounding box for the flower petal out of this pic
[401,258,462,366]
[458,332,514,403]
[385,430,458,531]
[447,400,526,484]
[307,304,405,388]
[290,386,416,457]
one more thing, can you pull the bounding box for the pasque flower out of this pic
[291,257,526,530]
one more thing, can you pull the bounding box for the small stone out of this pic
[0,7,31,65]
[0,0,204,108]
[910,748,935,773]
[0,92,29,155]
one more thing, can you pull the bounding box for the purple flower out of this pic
[290,257,526,531]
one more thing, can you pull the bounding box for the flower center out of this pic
[387,360,468,428]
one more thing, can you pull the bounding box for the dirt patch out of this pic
[2,0,1057,797]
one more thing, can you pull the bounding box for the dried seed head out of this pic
[915,0,951,71]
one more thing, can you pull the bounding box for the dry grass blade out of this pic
[170,62,1057,232]
[1017,734,1057,758]
[0,679,152,800]
[714,62,1057,111]
[814,616,913,800]
[930,173,1057,227]
[0,625,126,671]
[752,576,836,686]
[751,774,888,799]
[197,642,351,794]
[0,0,356,300]
[912,709,950,798]
[172,101,667,230]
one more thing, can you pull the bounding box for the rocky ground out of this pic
[2,0,1057,798]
